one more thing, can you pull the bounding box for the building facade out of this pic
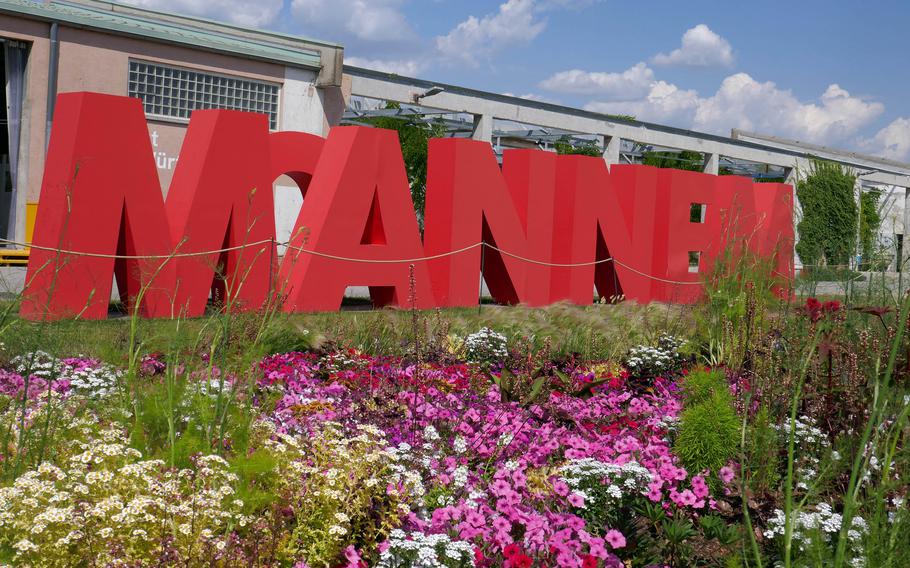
[0,0,347,250]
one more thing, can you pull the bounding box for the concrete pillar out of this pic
[602,134,620,169]
[785,165,802,270]
[903,187,910,270]
[703,152,719,175]
[471,113,493,143]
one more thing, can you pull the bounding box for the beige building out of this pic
[0,0,348,259]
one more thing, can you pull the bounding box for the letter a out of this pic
[278,127,434,311]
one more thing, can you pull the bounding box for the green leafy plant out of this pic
[680,368,727,406]
[674,391,740,475]
[796,160,857,268]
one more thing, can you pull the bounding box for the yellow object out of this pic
[0,249,29,265]
[25,202,38,247]
[0,202,38,265]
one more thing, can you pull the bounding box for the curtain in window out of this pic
[5,41,25,241]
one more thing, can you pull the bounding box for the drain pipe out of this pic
[45,21,59,152]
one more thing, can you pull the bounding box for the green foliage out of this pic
[695,236,782,368]
[255,318,315,357]
[642,150,705,172]
[680,368,727,406]
[554,137,602,157]
[360,102,446,227]
[859,189,885,270]
[744,406,780,496]
[674,391,739,475]
[796,160,858,267]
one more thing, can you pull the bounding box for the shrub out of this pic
[268,422,420,566]
[463,327,508,367]
[625,334,687,377]
[680,368,727,406]
[0,429,248,566]
[674,392,740,475]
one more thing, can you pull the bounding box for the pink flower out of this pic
[672,489,698,507]
[719,466,735,484]
[568,492,585,508]
[343,545,363,568]
[553,480,571,497]
[605,529,626,549]
[691,475,709,499]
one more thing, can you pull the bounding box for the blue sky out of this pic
[125,0,910,160]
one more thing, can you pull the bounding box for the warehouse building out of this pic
[0,0,346,258]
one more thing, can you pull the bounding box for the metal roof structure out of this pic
[344,65,910,188]
[342,97,789,180]
[0,0,330,71]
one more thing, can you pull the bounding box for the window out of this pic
[688,251,701,273]
[689,203,706,223]
[128,61,279,129]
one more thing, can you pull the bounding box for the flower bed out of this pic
[0,338,743,567]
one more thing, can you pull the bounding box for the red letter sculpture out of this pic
[279,126,434,311]
[21,93,176,320]
[165,110,276,317]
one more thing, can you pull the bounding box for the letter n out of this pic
[21,93,175,321]
[278,126,434,311]
[424,139,531,307]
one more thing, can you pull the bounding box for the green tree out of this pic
[360,102,446,229]
[795,160,858,267]
[554,136,602,157]
[642,150,705,172]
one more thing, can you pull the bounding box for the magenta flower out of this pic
[568,493,585,508]
[605,529,626,549]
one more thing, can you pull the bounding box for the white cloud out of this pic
[345,57,427,76]
[693,77,883,142]
[860,118,910,162]
[651,24,734,67]
[538,62,654,100]
[435,0,546,66]
[502,92,559,104]
[290,0,416,43]
[585,73,883,146]
[121,0,283,27]
[585,80,700,124]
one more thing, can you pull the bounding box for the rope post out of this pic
[612,258,619,303]
[478,241,486,314]
[268,237,275,301]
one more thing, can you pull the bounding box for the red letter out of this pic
[21,93,175,320]
[279,126,434,311]
[424,139,532,307]
[165,110,275,317]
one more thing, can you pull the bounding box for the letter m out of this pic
[21,93,176,320]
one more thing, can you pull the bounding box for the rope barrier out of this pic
[0,238,276,260]
[0,237,704,286]
[282,241,484,263]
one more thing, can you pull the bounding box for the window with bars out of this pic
[128,61,279,129]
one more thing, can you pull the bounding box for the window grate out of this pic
[128,61,279,129]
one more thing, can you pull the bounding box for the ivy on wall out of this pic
[795,160,858,267]
[859,189,884,270]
